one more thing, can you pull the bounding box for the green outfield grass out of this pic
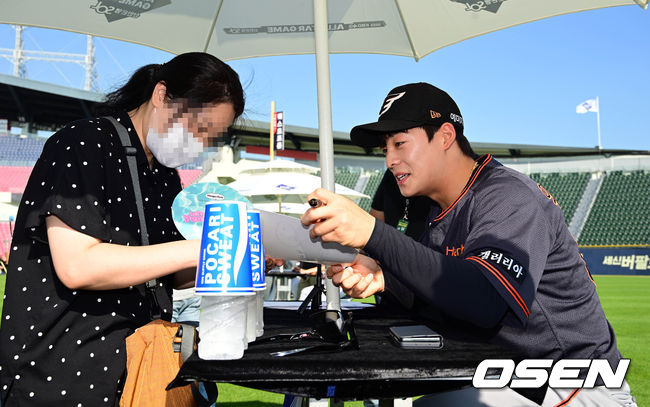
[0,274,647,406]
[592,275,650,406]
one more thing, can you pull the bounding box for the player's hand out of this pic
[300,188,375,249]
[264,257,284,272]
[327,254,384,298]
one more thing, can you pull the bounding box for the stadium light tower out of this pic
[84,35,97,92]
[12,25,26,77]
[0,25,98,92]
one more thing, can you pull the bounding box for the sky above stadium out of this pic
[1,5,649,151]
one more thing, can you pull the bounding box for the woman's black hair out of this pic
[94,52,244,118]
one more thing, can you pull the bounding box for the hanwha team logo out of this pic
[537,183,559,207]
[379,92,406,118]
[450,0,508,13]
[89,0,171,22]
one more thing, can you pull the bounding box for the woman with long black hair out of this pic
[0,52,244,406]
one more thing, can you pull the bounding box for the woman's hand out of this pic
[265,257,284,272]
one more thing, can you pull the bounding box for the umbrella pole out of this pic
[313,0,340,312]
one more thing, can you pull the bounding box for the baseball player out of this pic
[300,83,636,406]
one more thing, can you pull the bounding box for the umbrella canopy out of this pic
[1,1,645,60]
[4,0,646,309]
[227,171,368,214]
[4,1,647,191]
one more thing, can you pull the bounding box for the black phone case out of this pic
[389,325,443,349]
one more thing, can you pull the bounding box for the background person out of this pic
[0,52,244,406]
[370,168,433,242]
[301,82,636,406]
[369,169,433,309]
[293,261,323,301]
[172,288,201,326]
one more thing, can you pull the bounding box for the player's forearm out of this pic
[379,271,416,309]
[364,221,507,328]
[363,220,445,303]
[59,239,200,290]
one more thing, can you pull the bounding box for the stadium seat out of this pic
[579,170,650,245]
[334,168,361,190]
[529,172,590,225]
[0,135,46,166]
[358,170,384,212]
[178,169,202,187]
[0,166,33,193]
[0,222,12,260]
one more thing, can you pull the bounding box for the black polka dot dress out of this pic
[0,111,183,406]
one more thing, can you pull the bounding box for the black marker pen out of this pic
[308,198,323,208]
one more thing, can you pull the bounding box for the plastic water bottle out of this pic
[255,290,265,337]
[195,201,254,360]
[245,295,257,344]
[198,295,248,359]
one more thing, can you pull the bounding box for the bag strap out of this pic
[191,382,219,407]
[173,324,196,362]
[104,116,151,247]
[103,116,161,319]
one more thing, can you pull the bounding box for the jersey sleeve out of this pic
[23,123,111,243]
[463,179,553,327]
[365,221,509,328]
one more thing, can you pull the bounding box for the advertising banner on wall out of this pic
[579,247,650,275]
[274,111,284,151]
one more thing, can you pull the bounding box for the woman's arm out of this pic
[46,215,200,290]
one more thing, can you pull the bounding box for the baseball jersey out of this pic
[363,154,621,369]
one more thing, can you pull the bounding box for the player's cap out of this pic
[350,82,464,147]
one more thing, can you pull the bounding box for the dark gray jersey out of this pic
[364,154,621,367]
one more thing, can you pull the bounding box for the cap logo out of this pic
[430,110,441,119]
[379,92,406,118]
[450,113,463,125]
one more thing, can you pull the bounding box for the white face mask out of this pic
[146,113,204,168]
